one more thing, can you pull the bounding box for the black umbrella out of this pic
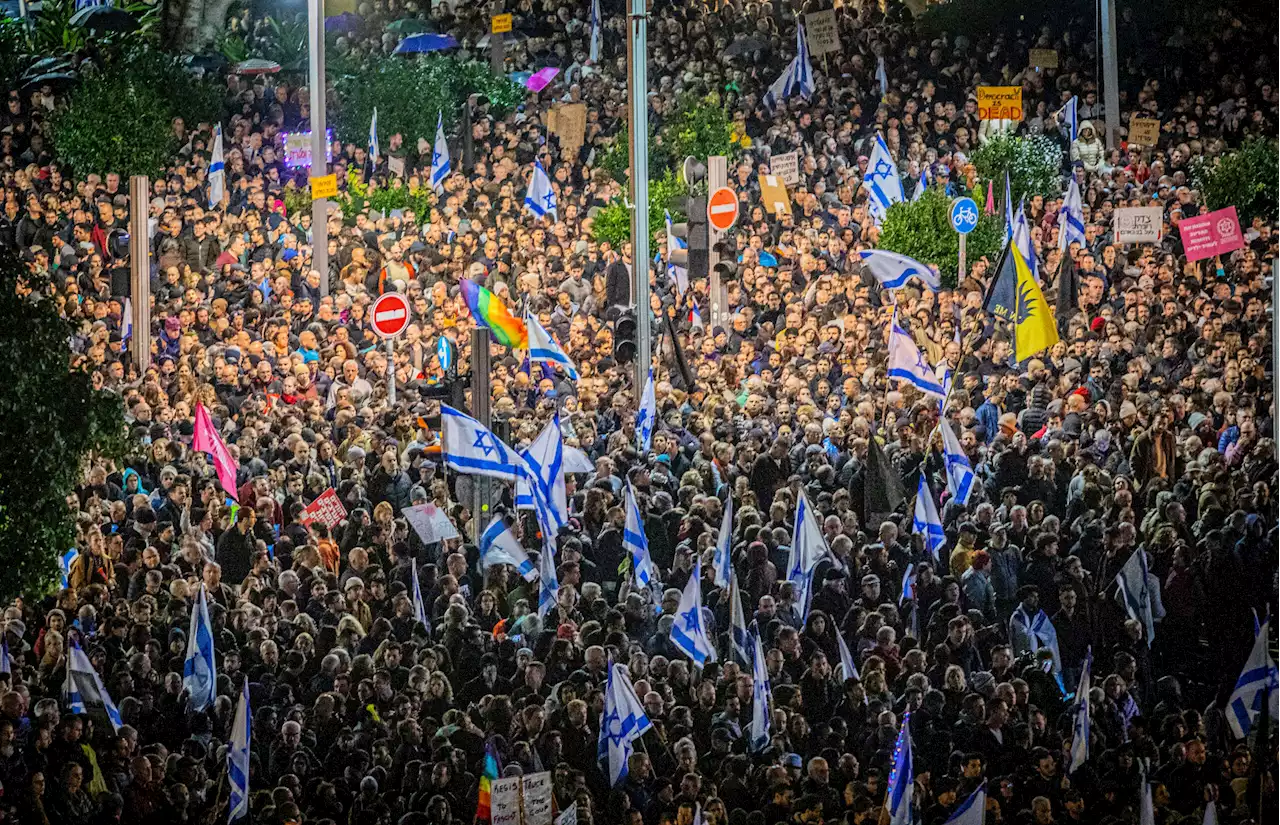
[722,36,769,58]
[21,56,74,80]
[68,6,138,32]
[184,53,230,74]
[21,72,79,96]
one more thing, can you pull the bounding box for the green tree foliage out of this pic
[331,55,524,147]
[658,92,738,172]
[1191,138,1279,226]
[337,170,433,223]
[0,254,127,601]
[971,133,1064,205]
[48,47,222,179]
[591,170,687,249]
[877,188,1002,286]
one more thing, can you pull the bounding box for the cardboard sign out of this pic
[550,102,587,151]
[758,175,791,215]
[403,503,460,545]
[770,151,800,186]
[491,13,513,33]
[805,10,841,56]
[522,772,554,825]
[310,174,338,200]
[387,155,405,178]
[490,777,522,825]
[1113,206,1164,243]
[1128,116,1161,147]
[977,86,1024,121]
[301,488,346,529]
[555,804,578,825]
[1028,49,1058,69]
[1178,206,1244,261]
[282,129,334,168]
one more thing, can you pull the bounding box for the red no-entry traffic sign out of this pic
[707,187,740,232]
[372,292,412,338]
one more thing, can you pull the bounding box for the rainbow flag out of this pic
[461,280,528,349]
[477,739,501,821]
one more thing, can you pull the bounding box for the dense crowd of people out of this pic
[0,0,1277,824]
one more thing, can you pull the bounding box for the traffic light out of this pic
[613,309,637,364]
[669,156,710,282]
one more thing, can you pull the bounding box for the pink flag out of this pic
[193,402,239,501]
[984,180,995,215]
[526,67,560,93]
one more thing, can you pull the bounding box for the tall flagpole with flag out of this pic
[208,124,224,209]
[712,497,733,590]
[193,402,239,501]
[368,107,379,168]
[431,111,451,194]
[588,0,601,63]
[1069,648,1092,773]
[183,584,218,711]
[228,677,251,822]
[885,711,914,825]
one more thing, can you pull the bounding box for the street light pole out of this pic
[627,0,650,398]
[308,0,330,298]
[1099,0,1121,151]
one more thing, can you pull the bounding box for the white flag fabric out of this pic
[865,133,905,225]
[749,627,771,751]
[858,249,941,291]
[885,712,914,825]
[208,124,225,209]
[1116,549,1156,647]
[623,484,655,589]
[228,677,251,822]
[787,489,832,621]
[442,404,524,482]
[1062,95,1079,141]
[479,516,537,581]
[411,558,430,630]
[431,111,451,193]
[939,419,976,505]
[1227,619,1279,739]
[944,782,986,825]
[1139,780,1155,825]
[183,584,217,712]
[712,497,733,590]
[519,418,569,531]
[64,642,123,732]
[598,660,653,785]
[763,23,814,110]
[526,311,579,380]
[368,107,379,165]
[588,0,601,62]
[0,638,10,675]
[876,56,889,96]
[635,369,656,453]
[1059,177,1087,252]
[911,169,927,202]
[836,629,859,681]
[524,160,558,219]
[1012,197,1040,281]
[728,577,750,667]
[1202,801,1218,825]
[888,315,946,397]
[912,474,946,564]
[671,561,716,667]
[538,530,559,618]
[563,444,595,474]
[1069,649,1092,773]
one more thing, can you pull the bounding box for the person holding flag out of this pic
[524,160,558,220]
[431,111,451,193]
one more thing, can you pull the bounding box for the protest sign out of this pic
[555,804,578,825]
[1128,116,1161,146]
[522,772,554,825]
[1028,49,1058,69]
[805,10,841,56]
[1178,206,1244,261]
[550,103,587,151]
[1113,207,1163,243]
[977,86,1023,121]
[403,503,460,544]
[758,175,791,215]
[301,488,346,529]
[770,151,800,186]
[490,777,522,825]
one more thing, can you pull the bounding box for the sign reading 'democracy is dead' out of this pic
[1113,207,1164,243]
[1178,206,1245,262]
[977,86,1024,121]
[805,10,841,56]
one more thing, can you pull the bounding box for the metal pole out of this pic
[490,5,506,74]
[707,155,727,330]
[958,235,967,282]
[128,176,151,373]
[308,0,330,298]
[1099,0,1121,151]
[1273,261,1279,450]
[461,98,475,172]
[627,0,650,397]
[470,327,492,537]
[386,339,397,406]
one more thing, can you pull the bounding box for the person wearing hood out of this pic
[1071,121,1106,175]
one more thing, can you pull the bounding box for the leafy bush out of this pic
[337,170,433,223]
[972,133,1064,205]
[658,92,738,172]
[331,55,523,147]
[1191,138,1278,226]
[598,122,672,186]
[591,169,687,248]
[48,47,223,179]
[878,189,1002,286]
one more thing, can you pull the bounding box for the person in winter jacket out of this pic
[1071,121,1106,175]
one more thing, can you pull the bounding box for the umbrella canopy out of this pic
[525,67,559,92]
[386,18,431,33]
[21,56,74,80]
[325,12,362,32]
[392,33,459,54]
[68,5,137,32]
[722,36,769,57]
[183,53,230,73]
[21,72,78,96]
[475,30,530,49]
[233,58,282,75]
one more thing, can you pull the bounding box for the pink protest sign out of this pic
[1178,206,1244,261]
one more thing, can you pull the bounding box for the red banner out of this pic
[301,488,347,529]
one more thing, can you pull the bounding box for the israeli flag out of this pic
[442,404,524,482]
[636,369,656,453]
[1203,802,1219,825]
[728,577,751,667]
[1059,177,1086,252]
[944,782,986,825]
[59,548,78,589]
[885,712,914,825]
[888,315,946,398]
[526,312,579,380]
[624,484,655,589]
[876,55,889,97]
[763,23,815,110]
[519,418,568,531]
[183,584,217,712]
[431,111,451,193]
[1012,198,1040,281]
[939,419,976,505]
[411,559,430,631]
[665,210,689,295]
[912,474,946,564]
[788,489,832,621]
[865,133,905,225]
[524,160,558,220]
[228,677,251,823]
[368,107,379,166]
[1069,648,1092,774]
[671,561,716,667]
[900,562,916,607]
[1227,619,1278,739]
[712,497,733,590]
[598,658,653,785]
[122,298,133,343]
[749,626,771,752]
[1004,172,1014,241]
[1010,603,1061,671]
[209,124,225,209]
[0,638,10,676]
[911,169,928,202]
[64,642,123,732]
[1116,549,1156,647]
[689,300,704,330]
[1140,778,1155,825]
[479,516,537,581]
[836,629,859,681]
[589,0,601,62]
[858,249,941,291]
[1062,95,1079,142]
[538,533,559,618]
